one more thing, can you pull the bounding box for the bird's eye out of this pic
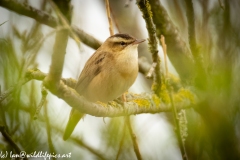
[120,41,126,46]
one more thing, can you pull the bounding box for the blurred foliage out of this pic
[1,0,240,160]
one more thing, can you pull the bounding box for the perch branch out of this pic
[1,69,192,117]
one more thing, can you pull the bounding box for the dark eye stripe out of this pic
[120,41,127,46]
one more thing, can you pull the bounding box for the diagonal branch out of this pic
[137,0,162,95]
[0,125,28,160]
[148,0,195,81]
[0,0,102,50]
[184,0,206,89]
[126,116,142,160]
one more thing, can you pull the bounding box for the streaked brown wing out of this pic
[75,50,108,95]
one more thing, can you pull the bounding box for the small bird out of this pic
[63,33,145,140]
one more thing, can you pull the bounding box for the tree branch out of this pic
[148,0,195,82]
[169,89,188,160]
[0,0,102,50]
[1,69,193,117]
[137,0,162,95]
[184,0,206,89]
[43,0,71,94]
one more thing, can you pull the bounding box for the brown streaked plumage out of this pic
[63,34,145,140]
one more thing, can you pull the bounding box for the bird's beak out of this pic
[132,39,145,45]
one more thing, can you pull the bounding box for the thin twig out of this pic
[47,0,80,46]
[160,35,168,78]
[0,86,7,127]
[123,91,142,160]
[169,88,188,160]
[184,0,198,61]
[34,86,48,120]
[146,62,157,79]
[110,7,121,33]
[0,20,8,26]
[138,57,152,76]
[218,0,225,10]
[0,78,28,103]
[126,116,142,160]
[105,0,114,36]
[115,122,127,160]
[71,137,106,160]
[125,0,132,7]
[44,101,56,159]
[0,125,28,160]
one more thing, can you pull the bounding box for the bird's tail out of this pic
[63,109,85,140]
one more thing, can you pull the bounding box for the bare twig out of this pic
[138,57,152,76]
[126,116,142,160]
[0,20,8,26]
[47,0,80,45]
[115,122,127,160]
[110,7,121,33]
[169,88,188,160]
[44,101,56,159]
[160,35,168,78]
[0,86,7,127]
[105,0,114,36]
[71,137,106,160]
[0,78,28,103]
[34,86,48,120]
[125,0,132,7]
[146,62,157,79]
[218,0,225,10]
[0,125,28,160]
[137,0,162,95]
